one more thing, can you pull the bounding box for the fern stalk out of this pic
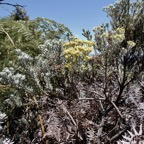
[0,27,15,46]
[33,96,48,144]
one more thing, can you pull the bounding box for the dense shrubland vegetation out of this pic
[0,0,144,143]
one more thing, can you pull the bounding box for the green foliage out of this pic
[35,17,73,40]
[0,17,72,70]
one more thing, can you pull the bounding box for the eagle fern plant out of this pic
[0,17,72,71]
[117,124,144,144]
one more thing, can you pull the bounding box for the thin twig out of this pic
[110,127,128,142]
[110,100,123,118]
[78,97,105,100]
[101,120,119,141]
[89,90,105,98]
[62,106,77,127]
[97,117,105,144]
[99,100,105,111]
[94,82,105,89]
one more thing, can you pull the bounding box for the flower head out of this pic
[127,41,136,48]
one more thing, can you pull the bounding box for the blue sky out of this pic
[0,0,116,39]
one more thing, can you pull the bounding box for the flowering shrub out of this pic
[63,38,95,72]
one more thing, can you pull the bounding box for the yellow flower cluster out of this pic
[112,34,125,43]
[63,39,95,48]
[101,32,109,40]
[112,27,125,43]
[93,26,104,32]
[101,33,109,38]
[115,27,125,34]
[127,41,136,48]
[63,39,94,70]
[99,27,125,43]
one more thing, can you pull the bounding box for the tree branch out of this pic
[0,2,24,8]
